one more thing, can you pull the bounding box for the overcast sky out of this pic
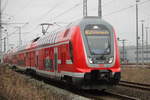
[1,0,150,49]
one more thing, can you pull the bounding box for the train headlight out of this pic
[88,57,93,64]
[108,57,113,63]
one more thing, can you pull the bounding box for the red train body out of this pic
[3,17,121,89]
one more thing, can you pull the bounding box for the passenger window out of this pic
[69,42,73,62]
[45,58,53,70]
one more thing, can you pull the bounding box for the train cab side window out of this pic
[69,41,73,63]
[64,29,70,37]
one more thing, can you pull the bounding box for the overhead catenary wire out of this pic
[16,0,36,16]
[102,0,116,6]
[104,0,150,17]
[7,0,150,42]
[3,0,150,51]
[30,0,65,24]
[1,0,8,13]
[2,29,18,39]
[52,1,82,21]
[3,0,67,37]
[33,0,82,23]
[24,24,40,36]
[43,2,82,33]
[139,0,150,5]
[28,1,82,35]
[89,0,117,12]
[5,0,78,33]
[1,22,28,39]
[23,0,71,35]
[103,5,135,16]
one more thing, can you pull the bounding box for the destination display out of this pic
[85,29,109,35]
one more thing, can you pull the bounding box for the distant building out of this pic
[0,51,3,63]
[119,45,150,64]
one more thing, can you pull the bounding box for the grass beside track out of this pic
[0,64,89,100]
[121,66,150,84]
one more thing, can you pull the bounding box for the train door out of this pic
[44,48,53,71]
[54,47,58,76]
[31,51,35,68]
[25,52,30,67]
[38,49,44,70]
[35,50,39,69]
[29,52,32,67]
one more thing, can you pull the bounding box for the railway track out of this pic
[14,70,140,100]
[83,90,139,100]
[103,91,139,100]
[119,80,150,91]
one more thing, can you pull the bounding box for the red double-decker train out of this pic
[3,16,121,89]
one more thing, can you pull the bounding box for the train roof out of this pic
[10,16,113,53]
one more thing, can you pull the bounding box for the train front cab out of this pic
[71,17,121,89]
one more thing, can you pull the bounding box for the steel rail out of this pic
[119,81,150,91]
[120,80,150,87]
[104,91,139,100]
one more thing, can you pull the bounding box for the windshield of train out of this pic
[85,24,111,55]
